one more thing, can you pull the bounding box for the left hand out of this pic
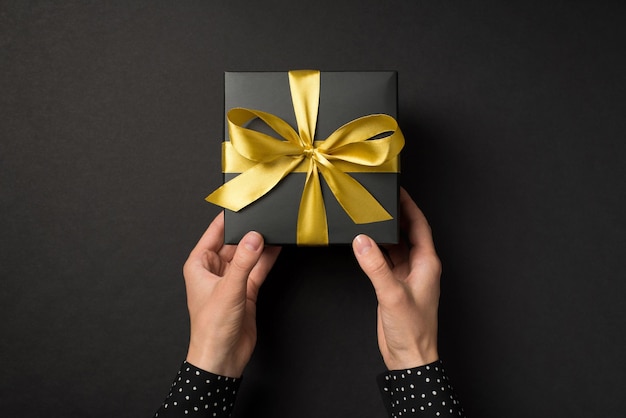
[184,212,281,377]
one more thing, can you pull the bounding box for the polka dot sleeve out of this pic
[377,360,465,418]
[154,361,241,418]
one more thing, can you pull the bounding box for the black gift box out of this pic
[221,71,400,245]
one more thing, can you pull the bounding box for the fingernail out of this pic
[354,234,372,255]
[243,231,262,251]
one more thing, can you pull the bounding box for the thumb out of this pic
[226,231,264,286]
[352,234,398,297]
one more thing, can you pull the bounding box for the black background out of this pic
[1,1,625,417]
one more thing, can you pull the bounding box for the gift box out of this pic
[207,70,404,245]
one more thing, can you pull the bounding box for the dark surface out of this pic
[1,1,625,417]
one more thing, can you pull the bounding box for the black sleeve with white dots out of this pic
[154,361,241,418]
[377,360,465,417]
[156,359,464,417]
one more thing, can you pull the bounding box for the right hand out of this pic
[352,188,441,370]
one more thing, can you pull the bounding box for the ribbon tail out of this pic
[297,163,329,245]
[206,157,302,212]
[316,158,392,224]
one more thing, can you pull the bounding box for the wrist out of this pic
[186,343,245,378]
[383,346,439,371]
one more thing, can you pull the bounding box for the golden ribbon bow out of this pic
[206,70,405,245]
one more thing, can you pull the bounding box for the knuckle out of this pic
[231,252,254,273]
[366,254,391,278]
[182,256,197,281]
[381,285,409,306]
[428,253,442,276]
[417,251,442,277]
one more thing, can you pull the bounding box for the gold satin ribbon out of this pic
[206,70,404,245]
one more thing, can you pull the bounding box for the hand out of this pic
[352,188,441,370]
[183,212,281,377]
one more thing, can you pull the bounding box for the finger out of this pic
[352,234,400,297]
[250,246,281,284]
[247,245,282,301]
[184,213,226,282]
[382,239,409,271]
[224,231,265,287]
[218,243,236,261]
[190,211,225,257]
[399,188,436,255]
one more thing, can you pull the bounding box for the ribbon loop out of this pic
[206,70,404,245]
